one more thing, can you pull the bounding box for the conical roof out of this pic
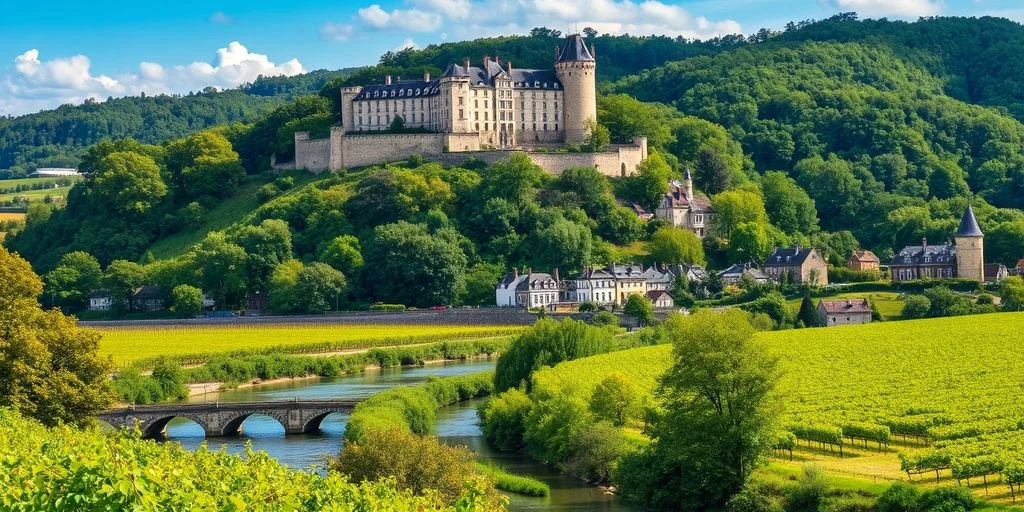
[556,34,594,63]
[955,206,984,237]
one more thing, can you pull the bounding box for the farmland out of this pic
[94,323,525,367]
[533,312,1024,499]
[0,176,79,204]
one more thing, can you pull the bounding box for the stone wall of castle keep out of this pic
[292,128,648,178]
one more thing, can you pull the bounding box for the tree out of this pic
[711,189,768,240]
[345,169,452,228]
[1002,276,1024,312]
[589,372,642,426]
[797,295,819,327]
[0,247,115,426]
[192,232,248,308]
[624,294,655,326]
[494,318,616,392]
[231,219,293,292]
[102,260,145,313]
[362,222,468,307]
[695,147,731,195]
[319,235,364,276]
[599,206,645,245]
[529,215,592,274]
[91,151,167,214]
[616,310,780,510]
[269,259,304,313]
[478,389,533,451]
[648,226,706,265]
[630,153,673,212]
[582,120,611,152]
[43,251,102,311]
[296,262,346,313]
[164,130,244,199]
[902,295,932,319]
[457,262,504,306]
[170,284,203,318]
[728,222,775,264]
[761,171,819,235]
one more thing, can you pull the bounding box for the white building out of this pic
[88,290,114,311]
[30,167,80,177]
[569,266,617,305]
[495,269,561,309]
[655,170,713,238]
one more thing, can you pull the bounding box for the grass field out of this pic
[0,177,79,203]
[534,312,1024,504]
[0,212,26,221]
[94,323,525,367]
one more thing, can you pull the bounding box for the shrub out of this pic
[369,302,406,311]
[476,464,550,497]
[784,465,832,512]
[562,421,627,483]
[917,486,974,512]
[343,386,437,442]
[478,389,533,451]
[727,483,784,512]
[876,482,921,512]
[591,310,619,327]
[256,183,280,202]
[902,295,932,319]
[494,319,616,392]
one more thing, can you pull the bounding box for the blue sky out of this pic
[1,0,1021,116]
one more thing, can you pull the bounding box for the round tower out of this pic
[954,205,985,281]
[554,34,597,144]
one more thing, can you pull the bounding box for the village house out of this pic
[496,268,561,309]
[891,207,985,282]
[654,171,713,238]
[718,263,773,286]
[985,263,1008,283]
[641,265,673,292]
[88,290,114,311]
[245,291,268,316]
[131,285,165,312]
[610,263,648,307]
[816,299,872,327]
[568,266,616,305]
[667,263,709,283]
[762,245,829,286]
[646,290,675,309]
[848,250,880,272]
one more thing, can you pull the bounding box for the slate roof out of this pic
[132,285,163,300]
[609,264,645,280]
[718,263,770,281]
[764,247,816,268]
[641,267,673,285]
[667,264,708,282]
[955,206,984,238]
[354,79,441,100]
[891,243,956,267]
[88,290,112,299]
[573,266,615,281]
[985,263,1008,281]
[516,273,558,292]
[557,34,595,62]
[818,299,871,315]
[660,180,712,211]
[646,290,673,303]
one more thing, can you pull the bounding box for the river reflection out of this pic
[160,358,634,511]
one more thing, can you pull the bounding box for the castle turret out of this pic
[554,34,597,144]
[954,205,985,281]
[340,86,362,134]
[683,167,694,201]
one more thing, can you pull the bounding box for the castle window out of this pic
[543,123,548,131]
[520,101,524,109]
[543,102,547,109]
[459,109,464,119]
[458,97,464,105]
[521,123,525,131]
[485,112,489,120]
[554,123,558,131]
[474,99,478,107]
[373,91,379,98]
[358,115,362,124]
[542,113,547,122]
[475,123,479,130]
[475,112,479,120]
[485,123,488,130]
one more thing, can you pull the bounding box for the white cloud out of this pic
[826,0,943,17]
[393,38,420,52]
[209,11,233,24]
[357,4,442,31]
[321,21,356,41]
[1,42,304,116]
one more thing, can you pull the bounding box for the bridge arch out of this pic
[301,411,349,434]
[143,415,210,438]
[218,411,289,437]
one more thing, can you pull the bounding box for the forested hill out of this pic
[0,69,348,175]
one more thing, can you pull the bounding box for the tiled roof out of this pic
[557,34,595,62]
[646,290,672,302]
[955,206,984,238]
[850,250,880,263]
[764,247,816,267]
[891,243,956,266]
[818,299,871,315]
[660,181,711,211]
[515,273,558,292]
[574,266,615,280]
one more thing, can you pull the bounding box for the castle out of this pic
[890,206,986,282]
[288,34,648,176]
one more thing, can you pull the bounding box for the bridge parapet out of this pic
[97,400,360,438]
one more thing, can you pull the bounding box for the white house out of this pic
[641,266,673,292]
[496,269,561,309]
[569,266,617,305]
[654,170,713,238]
[646,290,675,309]
[88,290,114,311]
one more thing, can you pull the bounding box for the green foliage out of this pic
[170,284,203,317]
[1002,276,1024,312]
[43,250,101,311]
[0,407,499,511]
[623,294,654,326]
[902,295,932,319]
[616,310,780,510]
[295,262,346,313]
[876,482,920,512]
[628,153,672,212]
[761,171,819,235]
[589,372,641,426]
[319,234,364,276]
[92,151,167,214]
[476,464,550,497]
[711,189,768,240]
[648,226,705,265]
[0,247,115,426]
[494,318,617,392]
[478,389,533,452]
[797,295,819,328]
[739,291,794,329]
[362,222,468,307]
[457,262,505,306]
[581,120,611,152]
[102,259,146,313]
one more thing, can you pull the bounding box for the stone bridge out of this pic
[98,400,360,438]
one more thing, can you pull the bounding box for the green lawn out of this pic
[0,177,73,188]
[789,291,905,321]
[0,185,74,202]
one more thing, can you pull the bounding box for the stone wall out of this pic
[339,132,446,168]
[293,132,332,172]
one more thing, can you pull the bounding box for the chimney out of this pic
[423,72,430,82]
[553,268,559,282]
[922,238,928,252]
[507,60,513,74]
[385,75,392,86]
[483,55,489,69]
[464,58,470,70]
[513,267,518,280]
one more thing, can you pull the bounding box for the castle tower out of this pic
[340,86,362,134]
[683,167,694,201]
[954,205,985,281]
[554,34,597,144]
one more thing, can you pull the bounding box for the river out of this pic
[162,359,634,511]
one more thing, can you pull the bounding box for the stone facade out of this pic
[847,250,880,271]
[289,34,645,177]
[762,246,829,286]
[891,207,986,282]
[955,206,985,281]
[654,171,713,237]
[816,299,872,327]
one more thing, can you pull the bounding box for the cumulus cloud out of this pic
[393,38,420,52]
[826,0,944,17]
[324,0,741,43]
[1,42,304,116]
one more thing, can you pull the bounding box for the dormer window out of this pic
[373,91,379,98]
[407,89,412,96]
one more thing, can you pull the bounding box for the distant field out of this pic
[535,312,1024,502]
[93,323,524,367]
[0,186,73,202]
[0,177,71,188]
[0,212,25,221]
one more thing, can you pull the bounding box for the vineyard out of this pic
[94,323,524,367]
[533,312,1024,497]
[0,408,500,510]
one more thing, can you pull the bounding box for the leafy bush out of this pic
[476,464,550,497]
[478,389,533,451]
[369,303,406,311]
[876,482,921,512]
[902,295,932,319]
[917,486,974,512]
[494,318,616,392]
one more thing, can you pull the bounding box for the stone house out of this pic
[847,250,880,272]
[654,171,713,238]
[985,263,1008,283]
[568,266,616,305]
[496,269,561,309]
[646,290,675,309]
[891,207,985,282]
[610,264,648,307]
[762,246,829,286]
[130,286,165,312]
[816,299,872,327]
